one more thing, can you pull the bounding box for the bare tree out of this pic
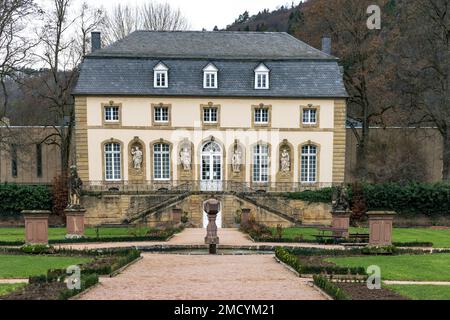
[396,0,450,181]
[141,2,189,31]
[75,1,104,57]
[101,1,189,45]
[0,0,37,140]
[294,0,397,180]
[31,0,80,174]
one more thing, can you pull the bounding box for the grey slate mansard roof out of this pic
[73,31,348,98]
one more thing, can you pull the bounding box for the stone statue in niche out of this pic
[131,146,143,170]
[232,148,242,173]
[280,148,290,173]
[180,147,191,171]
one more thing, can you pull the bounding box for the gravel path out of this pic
[77,254,326,300]
[58,228,344,250]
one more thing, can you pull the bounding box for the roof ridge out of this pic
[132,30,289,35]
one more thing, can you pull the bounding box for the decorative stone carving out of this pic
[332,185,350,212]
[232,149,242,173]
[131,146,143,170]
[280,148,290,174]
[128,138,146,181]
[68,165,83,209]
[180,147,191,171]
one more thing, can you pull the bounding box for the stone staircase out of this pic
[123,192,191,224]
[235,192,302,225]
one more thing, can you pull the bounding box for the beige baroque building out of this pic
[73,31,348,227]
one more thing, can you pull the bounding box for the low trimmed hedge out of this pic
[313,275,350,300]
[286,182,450,215]
[0,183,52,215]
[275,247,366,275]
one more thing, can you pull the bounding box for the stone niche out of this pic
[276,139,293,183]
[228,140,245,182]
[128,137,146,182]
[177,139,194,181]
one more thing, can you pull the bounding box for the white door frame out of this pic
[200,141,223,191]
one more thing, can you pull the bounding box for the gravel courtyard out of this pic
[78,253,326,300]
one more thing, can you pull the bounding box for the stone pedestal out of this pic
[22,210,50,245]
[65,208,86,238]
[204,199,220,250]
[172,208,182,224]
[368,211,396,246]
[331,210,351,238]
[241,208,251,227]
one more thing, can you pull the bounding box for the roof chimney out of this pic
[91,32,101,52]
[321,36,331,55]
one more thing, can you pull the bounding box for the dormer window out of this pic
[255,63,270,90]
[154,62,168,88]
[203,63,218,89]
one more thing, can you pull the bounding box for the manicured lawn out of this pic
[0,283,26,296]
[387,285,450,300]
[0,255,90,278]
[326,254,450,281]
[269,227,450,247]
[0,227,151,242]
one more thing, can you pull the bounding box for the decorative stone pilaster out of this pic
[172,208,182,224]
[241,208,251,228]
[204,199,220,253]
[22,210,50,245]
[65,208,86,239]
[368,211,396,246]
[331,210,351,238]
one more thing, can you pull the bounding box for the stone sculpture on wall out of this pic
[131,146,143,170]
[180,146,192,171]
[68,165,83,208]
[280,148,290,173]
[232,148,242,173]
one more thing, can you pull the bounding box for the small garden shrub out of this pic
[58,273,99,300]
[275,248,366,275]
[0,183,52,215]
[313,275,351,300]
[361,245,398,255]
[285,187,334,203]
[393,241,433,247]
[21,244,55,255]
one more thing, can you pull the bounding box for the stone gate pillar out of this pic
[22,210,51,245]
[368,211,396,246]
[331,210,351,238]
[65,208,86,239]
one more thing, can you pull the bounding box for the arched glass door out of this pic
[201,141,223,191]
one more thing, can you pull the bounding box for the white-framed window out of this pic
[301,145,317,183]
[203,63,218,89]
[104,106,119,122]
[303,109,317,124]
[253,144,269,183]
[254,63,270,90]
[154,106,169,123]
[203,107,218,123]
[153,62,169,88]
[105,143,121,181]
[254,108,269,124]
[154,143,170,180]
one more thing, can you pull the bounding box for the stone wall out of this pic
[81,193,331,227]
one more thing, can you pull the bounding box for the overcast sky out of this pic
[64,0,292,30]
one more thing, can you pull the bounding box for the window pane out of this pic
[301,145,317,182]
[105,143,121,180]
[154,143,170,179]
[253,144,269,182]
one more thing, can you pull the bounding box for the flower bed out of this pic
[0,247,141,300]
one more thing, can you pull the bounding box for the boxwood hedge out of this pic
[286,182,450,215]
[0,183,52,215]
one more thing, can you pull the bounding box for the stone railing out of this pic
[83,180,334,194]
